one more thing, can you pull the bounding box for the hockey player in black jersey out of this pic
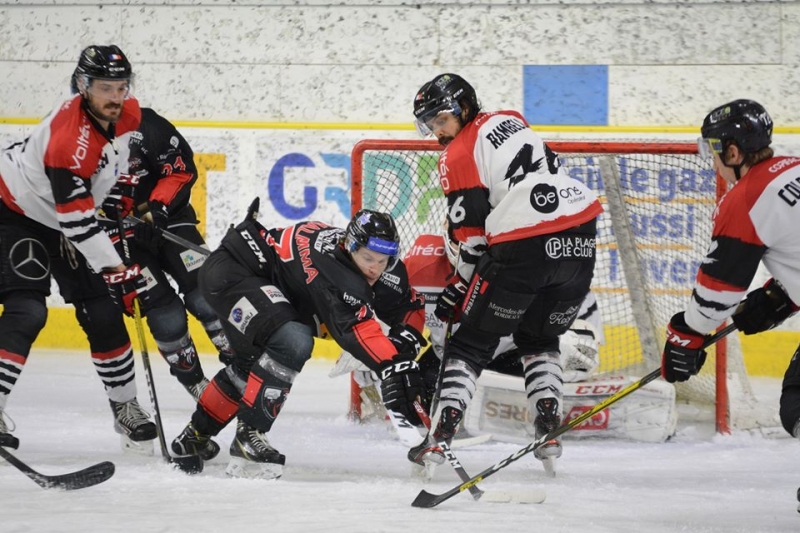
[170,206,428,479]
[99,107,234,402]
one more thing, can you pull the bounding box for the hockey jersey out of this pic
[438,110,603,281]
[0,94,141,272]
[128,108,198,219]
[222,219,425,371]
[686,156,800,334]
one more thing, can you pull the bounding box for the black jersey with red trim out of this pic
[222,219,425,371]
[438,110,603,281]
[129,108,197,218]
[0,95,141,272]
[686,156,800,333]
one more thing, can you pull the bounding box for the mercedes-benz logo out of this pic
[9,238,50,281]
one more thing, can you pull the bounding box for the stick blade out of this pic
[411,489,442,508]
[169,455,203,475]
[42,461,116,491]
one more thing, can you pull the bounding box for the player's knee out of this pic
[182,287,218,323]
[1,292,48,342]
[145,296,189,342]
[262,321,314,371]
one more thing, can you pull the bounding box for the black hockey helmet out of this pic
[699,99,773,158]
[413,73,480,136]
[345,210,401,259]
[71,45,133,94]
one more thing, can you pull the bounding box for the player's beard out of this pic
[438,136,454,147]
[89,101,123,124]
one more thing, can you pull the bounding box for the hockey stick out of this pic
[116,214,203,474]
[125,215,210,256]
[414,402,546,505]
[0,447,114,491]
[412,322,737,508]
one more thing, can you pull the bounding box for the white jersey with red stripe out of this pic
[686,156,800,334]
[0,94,141,272]
[437,109,603,281]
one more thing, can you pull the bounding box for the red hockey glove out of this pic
[103,264,148,317]
[434,274,469,322]
[661,312,708,383]
[732,278,799,335]
[379,355,424,425]
[386,323,426,358]
[134,200,169,249]
[101,174,139,221]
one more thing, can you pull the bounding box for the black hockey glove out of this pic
[732,278,799,335]
[101,174,139,221]
[379,356,424,425]
[661,312,708,383]
[434,274,469,322]
[386,323,426,358]
[134,200,169,249]
[103,264,149,317]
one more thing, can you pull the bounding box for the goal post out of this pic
[348,138,776,434]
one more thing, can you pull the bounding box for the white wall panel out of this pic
[441,4,781,66]
[609,65,788,126]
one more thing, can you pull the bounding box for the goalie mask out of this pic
[345,210,401,267]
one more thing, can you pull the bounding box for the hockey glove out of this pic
[386,323,426,358]
[434,274,469,322]
[134,200,169,249]
[103,264,148,317]
[101,173,139,221]
[732,278,799,335]
[661,312,708,383]
[379,356,424,425]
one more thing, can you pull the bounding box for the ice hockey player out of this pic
[171,205,430,479]
[411,73,603,474]
[0,45,156,451]
[97,105,236,401]
[661,100,800,439]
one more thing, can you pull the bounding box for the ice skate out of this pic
[172,422,220,461]
[408,434,445,481]
[184,377,210,402]
[532,398,562,477]
[0,408,19,450]
[226,421,285,480]
[432,405,463,444]
[110,399,156,455]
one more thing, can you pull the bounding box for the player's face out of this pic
[85,79,130,125]
[426,112,463,147]
[351,247,392,286]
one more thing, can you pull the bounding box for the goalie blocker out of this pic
[465,370,677,444]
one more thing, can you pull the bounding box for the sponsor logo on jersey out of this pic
[228,296,258,333]
[530,183,559,213]
[548,304,580,326]
[240,229,267,263]
[261,284,289,304]
[70,118,92,170]
[380,272,400,285]
[9,238,50,281]
[343,292,363,307]
[180,249,207,272]
[544,235,595,260]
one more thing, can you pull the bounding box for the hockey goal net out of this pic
[349,139,778,434]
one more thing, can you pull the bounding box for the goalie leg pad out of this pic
[464,371,678,444]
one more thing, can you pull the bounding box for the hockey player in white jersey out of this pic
[411,73,602,475]
[661,100,800,438]
[0,45,156,452]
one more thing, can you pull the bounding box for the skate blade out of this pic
[120,435,155,456]
[225,457,282,480]
[541,456,557,478]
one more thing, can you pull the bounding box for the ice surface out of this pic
[1,350,798,533]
